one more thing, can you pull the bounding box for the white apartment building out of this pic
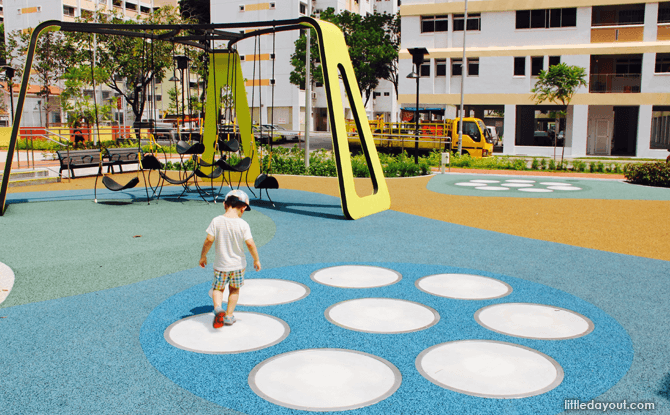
[211,0,399,132]
[3,0,172,126]
[399,0,670,159]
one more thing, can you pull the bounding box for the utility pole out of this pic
[457,0,469,156]
[304,1,312,168]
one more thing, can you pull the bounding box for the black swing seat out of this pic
[141,154,163,170]
[102,175,140,191]
[217,157,252,173]
[176,140,205,155]
[218,137,240,153]
[254,174,278,189]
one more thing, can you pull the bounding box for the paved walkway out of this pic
[1,171,669,414]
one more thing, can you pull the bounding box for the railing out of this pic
[589,73,641,93]
[345,120,453,151]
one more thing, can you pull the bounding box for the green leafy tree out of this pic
[70,6,188,134]
[60,66,113,127]
[8,28,73,127]
[532,63,587,162]
[289,9,399,106]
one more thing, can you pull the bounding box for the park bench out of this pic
[105,148,142,174]
[57,149,110,179]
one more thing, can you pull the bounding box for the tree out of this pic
[60,66,113,128]
[8,28,72,127]
[289,9,399,106]
[69,6,188,134]
[178,0,210,25]
[532,63,587,163]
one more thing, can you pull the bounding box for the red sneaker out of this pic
[213,311,226,329]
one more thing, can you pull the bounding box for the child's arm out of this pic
[245,239,261,271]
[199,235,215,268]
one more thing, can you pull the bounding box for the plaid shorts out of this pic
[212,269,245,290]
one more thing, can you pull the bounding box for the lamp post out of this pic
[407,48,428,164]
[457,0,469,156]
[174,55,190,135]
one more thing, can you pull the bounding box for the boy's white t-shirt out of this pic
[206,215,253,271]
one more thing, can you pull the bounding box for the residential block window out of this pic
[451,59,478,76]
[514,57,526,76]
[531,56,544,75]
[656,53,670,73]
[452,59,463,76]
[384,92,390,96]
[373,92,382,98]
[300,3,306,14]
[592,4,644,26]
[435,59,447,77]
[616,57,642,74]
[421,15,448,33]
[420,63,431,77]
[549,56,561,67]
[468,58,480,76]
[453,13,481,31]
[516,8,576,29]
[63,5,75,17]
[660,3,670,23]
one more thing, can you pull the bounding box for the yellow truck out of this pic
[346,117,494,157]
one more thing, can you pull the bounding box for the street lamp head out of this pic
[406,70,419,79]
[407,47,429,67]
[169,76,180,82]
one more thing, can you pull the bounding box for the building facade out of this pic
[399,0,670,159]
[3,0,173,127]
[211,0,399,132]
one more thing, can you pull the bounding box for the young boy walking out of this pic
[199,189,261,328]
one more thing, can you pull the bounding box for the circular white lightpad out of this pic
[311,265,401,288]
[539,182,571,186]
[475,186,510,191]
[505,179,536,183]
[249,349,402,411]
[546,185,582,191]
[471,179,500,183]
[0,262,15,305]
[164,312,289,354]
[416,274,512,300]
[501,183,534,188]
[416,340,564,398]
[208,279,309,306]
[518,188,553,193]
[455,182,483,186]
[325,298,439,334]
[475,303,594,340]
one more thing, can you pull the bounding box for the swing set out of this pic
[0,17,390,220]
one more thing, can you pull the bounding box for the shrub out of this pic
[540,158,547,170]
[531,158,540,170]
[548,158,556,170]
[512,159,526,170]
[624,162,670,187]
[571,160,586,172]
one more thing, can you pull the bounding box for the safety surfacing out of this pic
[1,184,668,414]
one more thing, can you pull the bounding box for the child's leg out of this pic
[226,286,239,316]
[225,268,245,317]
[212,289,225,313]
[212,270,227,315]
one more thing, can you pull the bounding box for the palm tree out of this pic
[532,63,587,164]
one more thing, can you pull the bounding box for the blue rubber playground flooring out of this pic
[1,178,669,414]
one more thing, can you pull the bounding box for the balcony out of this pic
[589,74,641,93]
[591,25,644,43]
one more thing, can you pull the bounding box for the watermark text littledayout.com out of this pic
[565,399,655,411]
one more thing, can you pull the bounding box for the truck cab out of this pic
[450,118,494,158]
